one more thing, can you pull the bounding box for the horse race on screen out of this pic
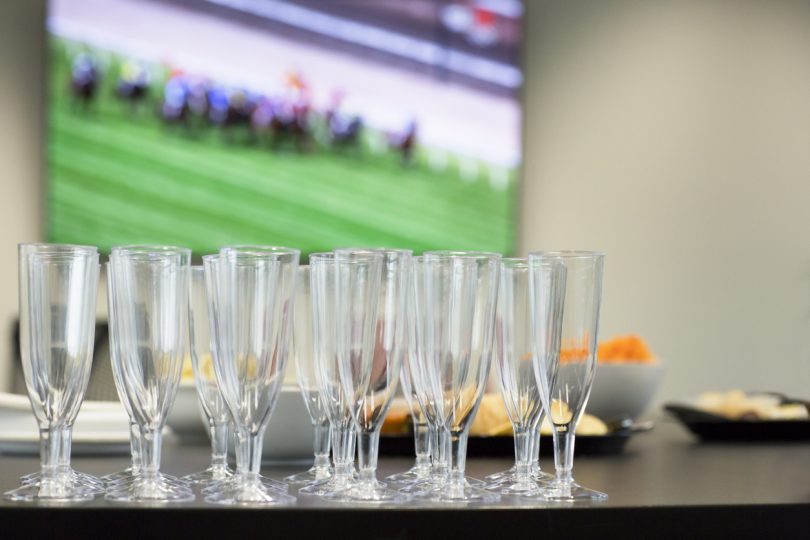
[47,0,523,254]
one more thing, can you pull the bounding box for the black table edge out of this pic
[2,501,807,539]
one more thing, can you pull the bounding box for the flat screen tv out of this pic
[46,0,522,255]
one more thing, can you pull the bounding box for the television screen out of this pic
[46,0,522,255]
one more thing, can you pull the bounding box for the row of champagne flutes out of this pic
[190,247,606,504]
[5,243,605,506]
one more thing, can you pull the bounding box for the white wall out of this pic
[521,0,810,401]
[1,0,809,401]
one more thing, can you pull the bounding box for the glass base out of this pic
[531,466,549,482]
[495,477,551,497]
[107,472,189,489]
[322,479,407,504]
[485,466,550,485]
[204,478,296,506]
[100,468,137,485]
[202,473,288,495]
[4,479,95,503]
[283,465,333,485]
[484,466,514,483]
[182,466,234,486]
[385,464,432,485]
[105,475,195,503]
[401,473,485,498]
[487,471,552,491]
[20,469,105,494]
[298,473,356,497]
[432,478,501,504]
[544,480,607,502]
[399,477,440,498]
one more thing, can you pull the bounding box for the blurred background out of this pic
[0,0,809,406]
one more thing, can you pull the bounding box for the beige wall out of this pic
[1,0,809,401]
[521,0,810,401]
[0,1,44,390]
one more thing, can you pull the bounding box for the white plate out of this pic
[0,431,130,456]
[0,392,131,456]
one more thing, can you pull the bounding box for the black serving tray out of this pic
[380,428,642,457]
[664,403,810,442]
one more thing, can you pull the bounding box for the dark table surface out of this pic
[0,419,808,539]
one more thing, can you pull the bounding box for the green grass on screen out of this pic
[47,39,517,255]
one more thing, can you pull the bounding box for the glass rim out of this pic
[26,251,99,263]
[423,250,502,260]
[112,244,190,252]
[19,242,97,255]
[334,251,384,265]
[219,246,300,264]
[110,245,191,261]
[334,247,413,257]
[219,245,300,255]
[501,257,528,268]
[528,250,605,259]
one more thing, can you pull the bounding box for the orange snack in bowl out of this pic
[597,335,655,363]
[381,399,412,435]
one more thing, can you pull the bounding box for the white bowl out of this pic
[165,383,208,443]
[261,386,313,463]
[165,384,313,463]
[586,363,665,422]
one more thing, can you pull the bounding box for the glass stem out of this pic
[245,429,265,478]
[312,421,331,469]
[356,429,380,485]
[209,422,229,471]
[129,421,142,473]
[413,421,431,468]
[139,427,162,483]
[432,425,448,481]
[59,425,73,475]
[330,423,354,480]
[234,430,248,475]
[530,425,542,474]
[552,428,575,486]
[448,428,468,489]
[39,426,65,495]
[513,426,531,481]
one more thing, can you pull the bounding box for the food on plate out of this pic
[381,392,613,438]
[597,335,656,363]
[540,413,608,436]
[470,394,512,436]
[695,390,809,421]
[468,394,608,437]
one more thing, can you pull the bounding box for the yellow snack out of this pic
[469,396,608,437]
[695,390,807,420]
[486,420,514,436]
[180,356,194,382]
[540,412,608,436]
[547,399,573,425]
[576,414,609,436]
[771,404,810,420]
[469,394,510,436]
